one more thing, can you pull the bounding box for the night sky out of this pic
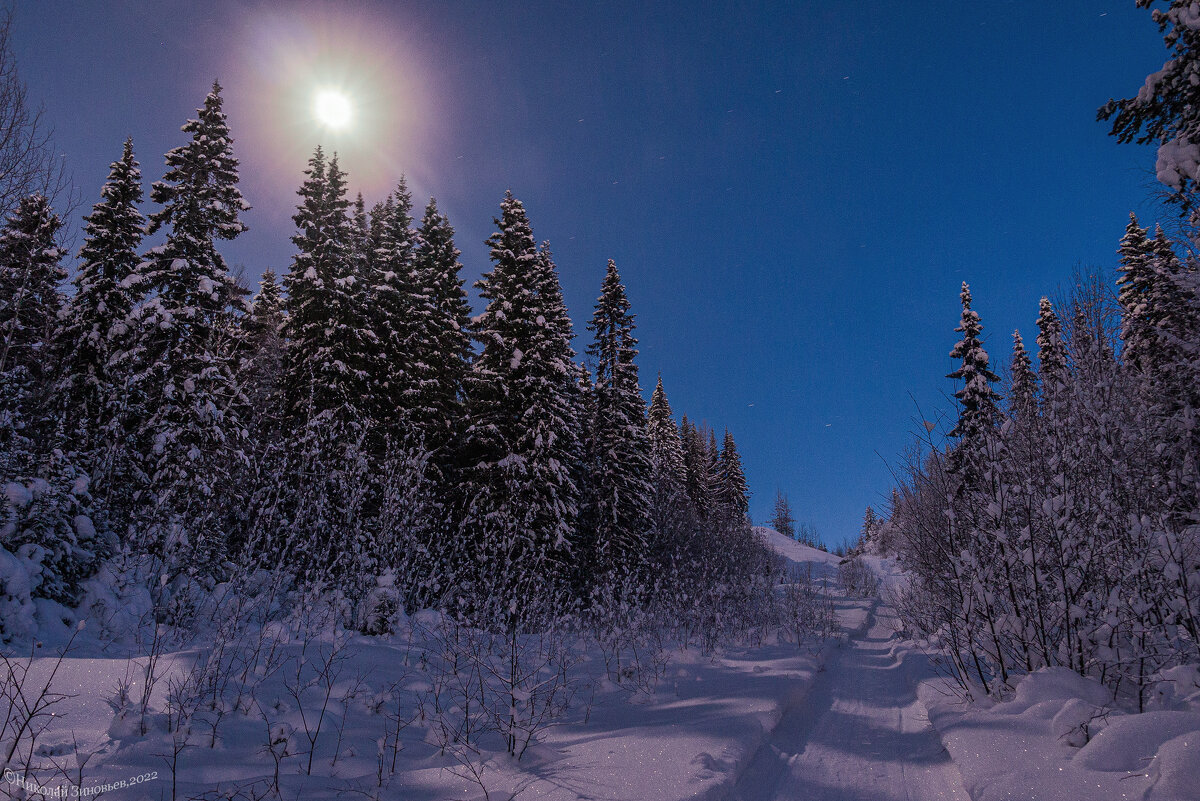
[14,1,1166,545]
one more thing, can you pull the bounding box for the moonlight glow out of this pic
[236,9,436,197]
[313,89,353,128]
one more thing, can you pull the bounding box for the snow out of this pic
[3,480,32,510]
[753,526,840,575]
[6,527,1197,800]
[920,658,1200,800]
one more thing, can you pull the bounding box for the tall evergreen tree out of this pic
[770,490,796,540]
[128,82,249,568]
[947,282,1000,475]
[0,200,110,607]
[716,429,750,520]
[680,415,715,522]
[0,194,64,484]
[0,194,64,390]
[413,197,472,466]
[645,375,691,566]
[1116,213,1161,375]
[1008,330,1038,422]
[457,192,580,623]
[281,148,374,430]
[241,269,286,436]
[860,506,879,547]
[647,376,687,489]
[584,259,652,577]
[367,178,424,439]
[1147,225,1200,409]
[1036,297,1068,412]
[55,140,146,459]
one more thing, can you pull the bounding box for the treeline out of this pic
[879,0,1200,708]
[884,220,1200,707]
[0,83,766,639]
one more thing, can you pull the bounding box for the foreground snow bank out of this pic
[921,666,1200,801]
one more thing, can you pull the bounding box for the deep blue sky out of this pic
[14,2,1168,545]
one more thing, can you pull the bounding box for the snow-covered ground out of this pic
[0,529,857,801]
[919,662,1200,801]
[858,543,1200,801]
[6,529,1196,801]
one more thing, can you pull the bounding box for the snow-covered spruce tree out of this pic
[858,507,878,551]
[645,375,693,569]
[1007,330,1038,423]
[0,194,65,409]
[1147,225,1200,410]
[356,193,474,609]
[366,178,425,442]
[1117,213,1161,376]
[273,148,388,584]
[680,415,716,522]
[536,241,593,506]
[384,198,472,609]
[0,195,111,607]
[770,491,796,540]
[55,139,146,463]
[413,196,473,469]
[1035,296,1068,408]
[127,82,250,571]
[716,429,750,522]
[584,259,652,581]
[456,192,581,626]
[240,268,286,440]
[281,148,374,432]
[1127,227,1200,663]
[946,282,1001,482]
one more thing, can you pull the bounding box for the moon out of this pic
[313,89,353,129]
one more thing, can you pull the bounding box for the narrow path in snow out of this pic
[731,603,969,801]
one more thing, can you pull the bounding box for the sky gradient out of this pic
[14,1,1168,545]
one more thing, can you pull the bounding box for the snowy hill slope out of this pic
[753,526,840,576]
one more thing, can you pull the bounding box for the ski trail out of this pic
[731,603,968,801]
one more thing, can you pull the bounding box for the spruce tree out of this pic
[770,490,796,539]
[0,194,65,488]
[860,506,878,548]
[716,429,750,521]
[645,375,691,566]
[366,179,424,438]
[0,194,65,390]
[1036,297,1068,412]
[413,197,472,466]
[55,140,146,460]
[457,192,580,623]
[680,415,715,522]
[1008,330,1038,422]
[947,282,1000,474]
[241,269,286,436]
[129,82,250,569]
[1148,225,1200,409]
[584,259,653,578]
[1117,214,1159,375]
[281,148,374,431]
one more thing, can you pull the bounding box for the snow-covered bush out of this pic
[2,453,113,607]
[0,543,37,641]
[837,557,879,597]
